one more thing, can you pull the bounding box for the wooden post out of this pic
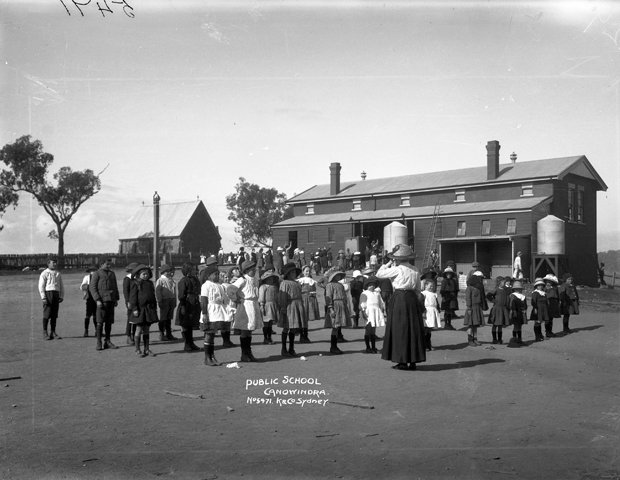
[612,272,616,288]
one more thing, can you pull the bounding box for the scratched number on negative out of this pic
[59,0,135,18]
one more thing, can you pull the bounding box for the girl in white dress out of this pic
[359,276,385,353]
[231,261,264,362]
[421,280,441,351]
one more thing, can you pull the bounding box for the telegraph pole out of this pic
[153,191,160,278]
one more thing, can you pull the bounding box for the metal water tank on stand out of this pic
[533,215,567,278]
[383,221,408,253]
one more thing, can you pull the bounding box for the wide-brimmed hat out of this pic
[205,256,218,266]
[202,264,219,280]
[281,262,301,279]
[326,268,346,283]
[533,277,545,287]
[160,264,174,274]
[421,267,437,280]
[260,270,280,282]
[443,266,454,274]
[512,280,524,290]
[364,276,379,289]
[132,264,152,278]
[241,260,256,273]
[387,244,415,260]
[473,270,484,277]
[543,274,559,284]
[125,262,139,273]
[352,270,363,278]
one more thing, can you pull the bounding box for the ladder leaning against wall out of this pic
[422,203,441,269]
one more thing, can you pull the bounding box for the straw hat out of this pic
[132,264,152,278]
[352,270,363,279]
[533,277,545,287]
[125,262,139,273]
[443,266,454,274]
[512,280,524,290]
[326,268,346,283]
[260,270,280,282]
[160,264,174,274]
[543,274,559,284]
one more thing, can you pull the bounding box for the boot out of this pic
[135,333,142,356]
[534,325,544,341]
[370,334,378,353]
[240,337,252,362]
[337,327,347,342]
[467,334,476,346]
[182,332,193,352]
[545,322,555,339]
[84,318,89,337]
[247,336,257,362]
[222,331,235,348]
[444,315,455,330]
[299,328,310,344]
[516,331,523,345]
[473,336,482,346]
[281,333,292,357]
[287,332,296,357]
[497,330,503,345]
[563,317,571,334]
[364,335,372,353]
[188,331,200,351]
[159,330,166,342]
[104,338,118,349]
[263,327,270,344]
[43,329,51,340]
[426,331,433,351]
[330,335,342,354]
[126,333,134,345]
[204,344,219,366]
[165,321,177,340]
[96,323,103,350]
[492,331,498,344]
[143,335,154,356]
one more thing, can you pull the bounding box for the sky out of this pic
[1,0,619,254]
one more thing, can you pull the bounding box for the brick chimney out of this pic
[486,140,500,180]
[330,162,341,195]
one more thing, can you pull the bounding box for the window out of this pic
[400,195,411,207]
[507,218,517,235]
[454,190,465,202]
[577,185,584,223]
[457,221,466,237]
[307,229,314,243]
[327,227,335,242]
[568,183,575,221]
[352,199,362,211]
[481,220,491,236]
[306,203,314,215]
[521,184,533,196]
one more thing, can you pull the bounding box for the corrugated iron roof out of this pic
[289,156,606,203]
[119,201,204,239]
[273,196,550,228]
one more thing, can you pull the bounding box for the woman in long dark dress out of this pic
[375,244,426,371]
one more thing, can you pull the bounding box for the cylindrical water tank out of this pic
[537,215,565,254]
[384,221,408,253]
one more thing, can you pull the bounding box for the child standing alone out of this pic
[559,273,579,334]
[39,258,64,340]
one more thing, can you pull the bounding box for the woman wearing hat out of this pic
[543,274,560,338]
[559,273,579,334]
[231,260,264,362]
[509,280,528,345]
[375,244,426,370]
[324,268,351,354]
[80,265,99,337]
[440,266,459,330]
[176,263,201,353]
[278,262,305,356]
[530,278,549,342]
[129,264,159,357]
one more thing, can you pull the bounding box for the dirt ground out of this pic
[1,269,619,480]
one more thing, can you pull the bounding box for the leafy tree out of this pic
[0,135,102,262]
[225,177,292,247]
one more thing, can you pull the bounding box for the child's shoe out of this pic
[135,349,142,356]
[143,349,155,357]
[51,331,62,339]
[84,330,89,337]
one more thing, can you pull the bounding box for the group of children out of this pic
[39,253,581,366]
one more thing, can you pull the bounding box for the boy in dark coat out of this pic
[89,258,120,351]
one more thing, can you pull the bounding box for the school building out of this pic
[118,200,221,258]
[271,141,607,286]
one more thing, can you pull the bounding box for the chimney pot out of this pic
[510,152,517,164]
[330,162,341,195]
[486,140,500,180]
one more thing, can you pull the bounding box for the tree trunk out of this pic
[56,225,65,269]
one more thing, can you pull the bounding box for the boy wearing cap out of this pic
[156,265,177,341]
[39,258,64,340]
